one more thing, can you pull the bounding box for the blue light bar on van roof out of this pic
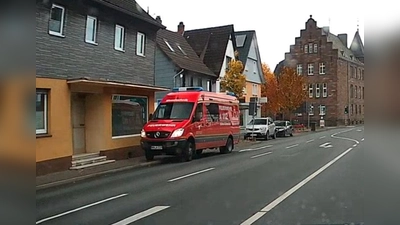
[172,87,204,92]
[226,92,236,97]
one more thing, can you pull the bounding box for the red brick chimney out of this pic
[177,22,185,35]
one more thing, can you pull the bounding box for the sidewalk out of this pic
[36,140,258,190]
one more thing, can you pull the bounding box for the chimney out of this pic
[155,16,162,24]
[177,22,185,35]
[338,33,348,48]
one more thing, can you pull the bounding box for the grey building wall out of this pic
[154,47,176,101]
[36,0,158,85]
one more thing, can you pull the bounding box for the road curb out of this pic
[36,160,161,190]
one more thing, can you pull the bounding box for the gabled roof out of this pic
[350,30,364,59]
[322,28,363,64]
[234,31,254,65]
[234,30,265,83]
[184,25,236,75]
[156,29,215,77]
[91,0,165,28]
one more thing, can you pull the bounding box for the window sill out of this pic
[36,133,53,138]
[49,32,65,38]
[85,41,98,46]
[112,134,140,139]
[136,54,146,57]
[114,48,125,53]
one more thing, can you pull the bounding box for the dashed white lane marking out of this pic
[239,145,273,152]
[319,136,326,139]
[111,206,170,225]
[251,152,272,159]
[361,138,364,141]
[167,168,215,182]
[353,144,357,147]
[286,144,299,149]
[357,129,362,132]
[306,139,315,143]
[240,147,355,225]
[36,194,128,224]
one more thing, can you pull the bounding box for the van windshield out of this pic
[248,119,268,125]
[153,102,195,120]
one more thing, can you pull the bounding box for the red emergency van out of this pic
[140,87,240,161]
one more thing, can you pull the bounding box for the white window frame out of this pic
[252,84,258,96]
[136,32,146,56]
[308,84,313,98]
[308,43,313,53]
[304,45,308,53]
[36,90,48,135]
[309,104,314,115]
[206,80,211,91]
[314,43,318,53]
[308,63,314,75]
[297,64,302,75]
[85,15,98,44]
[111,94,148,138]
[316,84,320,98]
[323,83,328,97]
[114,24,125,51]
[319,105,326,116]
[319,63,326,74]
[49,4,65,37]
[253,61,257,74]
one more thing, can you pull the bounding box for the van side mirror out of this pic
[149,113,153,120]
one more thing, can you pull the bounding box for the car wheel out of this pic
[272,131,277,139]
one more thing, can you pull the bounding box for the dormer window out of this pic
[164,39,174,52]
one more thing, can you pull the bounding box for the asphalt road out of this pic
[36,126,400,225]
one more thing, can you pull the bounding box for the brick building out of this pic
[275,15,364,126]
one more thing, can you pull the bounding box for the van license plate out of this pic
[151,146,163,150]
[250,134,257,137]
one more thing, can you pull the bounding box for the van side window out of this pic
[206,103,219,122]
[194,103,203,121]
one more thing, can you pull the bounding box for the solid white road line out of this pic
[239,145,273,152]
[250,152,272,159]
[286,144,299,149]
[36,194,128,224]
[111,206,170,225]
[306,139,315,143]
[167,168,215,182]
[319,136,326,139]
[240,147,355,225]
[240,212,267,225]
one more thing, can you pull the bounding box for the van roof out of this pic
[162,90,238,103]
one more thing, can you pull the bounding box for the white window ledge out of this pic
[49,32,65,38]
[85,40,98,46]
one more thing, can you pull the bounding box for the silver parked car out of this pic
[274,120,294,137]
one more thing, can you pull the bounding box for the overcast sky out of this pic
[136,0,364,69]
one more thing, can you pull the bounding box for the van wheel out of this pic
[181,141,194,162]
[196,150,203,155]
[220,137,233,154]
[145,151,154,161]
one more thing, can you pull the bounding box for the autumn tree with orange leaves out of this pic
[261,63,280,117]
[277,66,307,119]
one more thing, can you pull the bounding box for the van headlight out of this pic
[260,127,267,131]
[140,129,146,138]
[171,128,184,138]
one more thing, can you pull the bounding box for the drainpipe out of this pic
[173,69,184,88]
